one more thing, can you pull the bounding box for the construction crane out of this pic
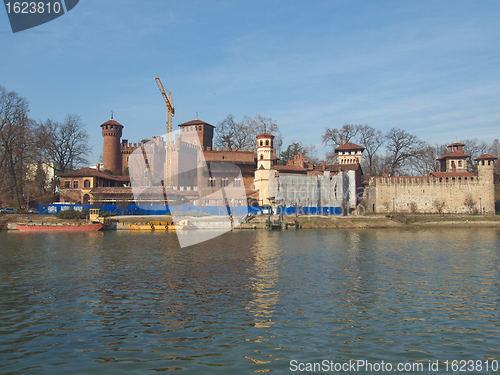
[155,76,175,187]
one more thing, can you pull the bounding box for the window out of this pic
[458,161,462,167]
[84,180,91,188]
[73,181,79,189]
[233,178,241,188]
[260,154,264,160]
[208,178,216,187]
[260,140,263,146]
[266,140,269,146]
[221,178,229,187]
[64,181,70,188]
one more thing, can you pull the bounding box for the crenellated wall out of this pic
[363,168,495,214]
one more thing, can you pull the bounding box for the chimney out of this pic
[96,163,100,171]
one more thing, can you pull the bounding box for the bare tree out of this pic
[355,124,386,176]
[214,114,239,149]
[385,128,426,175]
[0,85,37,209]
[410,143,448,175]
[246,115,283,153]
[488,139,500,174]
[460,138,489,173]
[322,124,360,163]
[433,199,446,214]
[464,193,477,214]
[279,141,319,165]
[38,114,91,174]
[214,114,282,152]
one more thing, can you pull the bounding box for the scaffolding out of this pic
[268,170,354,211]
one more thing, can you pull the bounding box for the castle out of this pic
[59,118,362,212]
[59,118,496,215]
[363,142,497,214]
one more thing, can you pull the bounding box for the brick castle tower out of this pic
[101,118,124,174]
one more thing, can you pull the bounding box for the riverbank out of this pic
[293,214,500,229]
[2,213,500,230]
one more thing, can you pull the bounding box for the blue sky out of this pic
[1,0,499,163]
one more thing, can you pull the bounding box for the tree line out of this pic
[0,85,90,209]
[322,124,499,176]
[216,115,499,176]
[2,84,498,209]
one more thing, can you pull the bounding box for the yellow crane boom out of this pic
[155,76,175,187]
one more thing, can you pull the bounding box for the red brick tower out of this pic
[178,119,215,149]
[101,119,124,174]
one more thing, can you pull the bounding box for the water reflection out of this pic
[1,228,499,373]
[246,232,283,327]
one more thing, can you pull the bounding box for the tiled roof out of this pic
[90,187,133,195]
[474,153,498,161]
[436,151,469,160]
[429,171,474,178]
[100,119,123,127]
[448,142,465,147]
[59,167,123,180]
[178,119,215,128]
[257,133,275,139]
[324,163,361,172]
[334,142,365,152]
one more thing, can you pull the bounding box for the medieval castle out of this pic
[59,118,497,215]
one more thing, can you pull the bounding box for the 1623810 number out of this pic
[444,360,499,372]
[5,2,62,14]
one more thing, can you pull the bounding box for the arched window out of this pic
[260,154,264,160]
[84,179,91,188]
[260,140,263,146]
[266,140,269,146]
[221,178,229,187]
[233,178,241,188]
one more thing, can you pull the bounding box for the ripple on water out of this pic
[0,228,499,373]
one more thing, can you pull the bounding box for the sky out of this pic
[1,0,500,164]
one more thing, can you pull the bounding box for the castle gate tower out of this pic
[101,119,124,174]
[474,153,498,214]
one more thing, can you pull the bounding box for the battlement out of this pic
[369,175,478,185]
[121,136,200,154]
[202,146,255,153]
[364,170,494,214]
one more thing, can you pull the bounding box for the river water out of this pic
[1,228,499,374]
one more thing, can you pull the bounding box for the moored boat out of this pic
[128,221,174,230]
[16,223,103,232]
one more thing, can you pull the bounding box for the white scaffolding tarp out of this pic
[269,170,352,208]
